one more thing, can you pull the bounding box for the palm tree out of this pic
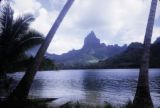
[133,0,158,107]
[8,0,74,100]
[0,4,44,79]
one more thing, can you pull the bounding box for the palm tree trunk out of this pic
[8,0,74,100]
[133,0,158,108]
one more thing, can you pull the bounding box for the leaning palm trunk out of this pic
[133,0,158,108]
[9,0,74,100]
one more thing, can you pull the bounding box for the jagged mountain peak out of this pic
[88,31,96,37]
[85,31,99,40]
[83,31,101,49]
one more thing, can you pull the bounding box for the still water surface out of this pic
[10,69,160,107]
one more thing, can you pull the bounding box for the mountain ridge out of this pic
[46,31,127,68]
[90,37,160,69]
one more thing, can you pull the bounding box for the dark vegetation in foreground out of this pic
[0,100,137,108]
[11,57,56,72]
[0,99,154,108]
[0,99,49,108]
[59,101,134,108]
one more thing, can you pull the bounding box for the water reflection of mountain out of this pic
[81,70,106,91]
[80,69,139,105]
[81,70,106,104]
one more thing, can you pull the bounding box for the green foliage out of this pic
[59,101,136,108]
[9,57,55,72]
[39,57,55,70]
[0,3,44,73]
[59,101,114,108]
[1,99,49,108]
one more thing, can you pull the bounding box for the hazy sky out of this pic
[10,0,160,54]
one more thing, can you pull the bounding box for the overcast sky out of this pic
[10,0,160,54]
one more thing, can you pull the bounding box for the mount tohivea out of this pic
[46,31,127,68]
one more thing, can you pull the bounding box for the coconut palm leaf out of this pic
[0,4,13,45]
[12,14,34,40]
[0,3,44,73]
[14,30,44,57]
[19,30,44,42]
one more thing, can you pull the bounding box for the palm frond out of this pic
[0,3,44,66]
[15,30,44,55]
[0,3,13,43]
[12,14,35,39]
[20,29,44,42]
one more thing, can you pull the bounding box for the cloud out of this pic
[12,0,160,54]
[31,8,51,35]
[12,0,41,16]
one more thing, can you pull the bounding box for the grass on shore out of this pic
[0,99,52,108]
[0,99,135,108]
[59,101,134,108]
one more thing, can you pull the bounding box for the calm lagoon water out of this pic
[10,69,160,107]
